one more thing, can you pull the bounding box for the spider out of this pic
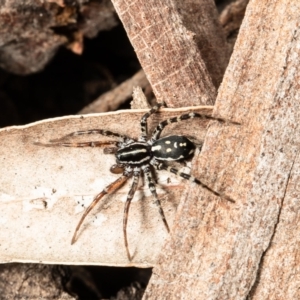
[36,103,238,260]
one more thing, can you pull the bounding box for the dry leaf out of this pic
[0,106,213,267]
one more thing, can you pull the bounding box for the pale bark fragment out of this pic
[131,86,151,109]
[145,1,300,299]
[0,106,212,267]
[79,69,150,114]
[111,0,229,107]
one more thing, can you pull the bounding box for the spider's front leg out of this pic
[34,129,133,148]
[71,171,131,245]
[123,167,141,260]
[139,102,165,142]
[142,165,170,233]
[35,140,119,148]
[50,129,131,143]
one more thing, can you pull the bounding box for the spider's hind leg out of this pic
[151,112,240,142]
[154,162,235,203]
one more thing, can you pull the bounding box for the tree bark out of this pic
[0,0,117,74]
[111,0,230,107]
[143,0,300,299]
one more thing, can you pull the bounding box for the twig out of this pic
[78,69,149,114]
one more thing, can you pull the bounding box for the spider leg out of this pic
[34,140,118,148]
[35,128,135,148]
[50,129,132,143]
[150,113,240,141]
[154,162,235,203]
[123,168,140,260]
[71,173,131,245]
[142,165,170,232]
[139,102,165,142]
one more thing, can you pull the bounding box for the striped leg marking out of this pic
[123,170,140,261]
[139,103,165,142]
[151,112,240,141]
[35,129,133,148]
[50,129,131,143]
[34,140,118,148]
[142,166,170,232]
[71,174,130,245]
[156,163,235,203]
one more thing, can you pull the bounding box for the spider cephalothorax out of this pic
[36,103,238,260]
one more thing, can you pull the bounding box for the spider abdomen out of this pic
[151,135,195,161]
[116,142,151,165]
